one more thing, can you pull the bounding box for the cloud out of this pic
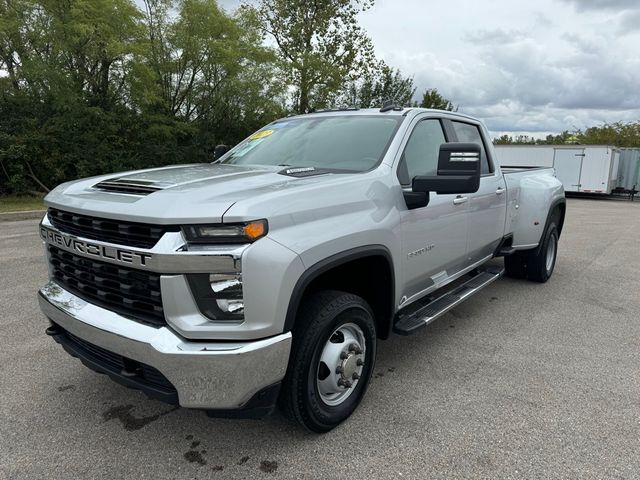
[561,0,640,10]
[464,29,527,45]
[363,0,640,134]
[217,0,242,12]
[619,9,640,32]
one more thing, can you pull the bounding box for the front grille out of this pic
[52,324,177,402]
[48,245,165,325]
[47,208,179,249]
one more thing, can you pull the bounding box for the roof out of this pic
[286,107,481,122]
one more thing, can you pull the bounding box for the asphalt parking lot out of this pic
[1,198,639,479]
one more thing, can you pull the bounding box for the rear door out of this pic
[397,117,469,305]
[579,147,614,194]
[553,148,584,192]
[449,120,507,264]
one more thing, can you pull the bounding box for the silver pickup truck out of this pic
[38,108,565,432]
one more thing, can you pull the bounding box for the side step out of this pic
[393,265,504,336]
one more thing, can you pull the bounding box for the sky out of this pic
[224,0,640,137]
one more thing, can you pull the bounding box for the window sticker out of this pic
[249,129,274,140]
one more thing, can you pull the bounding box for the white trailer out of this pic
[616,148,640,191]
[494,145,620,195]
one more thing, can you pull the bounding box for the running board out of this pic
[393,266,504,336]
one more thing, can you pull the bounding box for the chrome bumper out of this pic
[38,282,292,409]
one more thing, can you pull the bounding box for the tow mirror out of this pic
[213,144,230,160]
[412,143,481,195]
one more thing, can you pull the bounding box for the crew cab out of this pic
[38,108,565,432]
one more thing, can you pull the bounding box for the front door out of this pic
[398,118,469,307]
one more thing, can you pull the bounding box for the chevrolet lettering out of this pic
[40,227,152,267]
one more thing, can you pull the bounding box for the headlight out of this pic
[182,220,268,244]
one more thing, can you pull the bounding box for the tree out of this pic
[493,134,538,145]
[0,0,144,193]
[581,122,640,147]
[244,0,377,113]
[492,125,640,147]
[0,0,286,195]
[416,88,457,111]
[341,62,415,108]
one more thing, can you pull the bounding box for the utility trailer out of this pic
[612,148,640,200]
[616,148,640,191]
[494,145,620,195]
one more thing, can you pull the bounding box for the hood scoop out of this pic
[94,177,175,195]
[278,166,329,178]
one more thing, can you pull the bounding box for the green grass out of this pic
[0,195,45,213]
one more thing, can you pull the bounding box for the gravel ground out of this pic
[1,198,639,479]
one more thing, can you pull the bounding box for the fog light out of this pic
[216,298,244,314]
[186,273,245,321]
[210,273,244,315]
[209,273,242,295]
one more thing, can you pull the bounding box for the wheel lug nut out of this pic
[352,372,360,380]
[344,380,353,388]
[336,366,344,374]
[356,359,364,366]
[340,351,349,360]
[337,378,345,386]
[348,343,358,352]
[354,347,363,355]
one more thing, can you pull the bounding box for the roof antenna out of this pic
[380,100,402,112]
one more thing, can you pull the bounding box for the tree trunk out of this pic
[298,69,309,114]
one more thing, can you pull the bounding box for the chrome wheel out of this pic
[546,233,557,273]
[316,322,366,407]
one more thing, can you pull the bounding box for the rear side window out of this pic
[451,121,492,174]
[398,119,446,185]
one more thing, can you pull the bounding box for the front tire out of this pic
[279,291,377,433]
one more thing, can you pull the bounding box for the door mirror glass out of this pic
[412,143,481,194]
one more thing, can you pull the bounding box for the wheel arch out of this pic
[283,245,396,340]
[534,198,566,255]
[553,199,567,236]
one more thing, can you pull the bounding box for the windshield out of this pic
[215,115,403,172]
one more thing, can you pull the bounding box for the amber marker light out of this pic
[244,220,267,240]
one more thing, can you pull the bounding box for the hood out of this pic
[44,163,336,224]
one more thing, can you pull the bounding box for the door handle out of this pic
[453,196,468,205]
[496,187,505,195]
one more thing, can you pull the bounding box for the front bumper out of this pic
[38,282,292,410]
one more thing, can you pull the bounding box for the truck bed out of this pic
[501,167,561,248]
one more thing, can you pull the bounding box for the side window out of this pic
[398,119,446,185]
[451,121,492,174]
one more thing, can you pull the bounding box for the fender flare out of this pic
[283,245,395,336]
[532,197,566,256]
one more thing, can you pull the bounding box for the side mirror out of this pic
[213,144,230,160]
[412,143,481,194]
